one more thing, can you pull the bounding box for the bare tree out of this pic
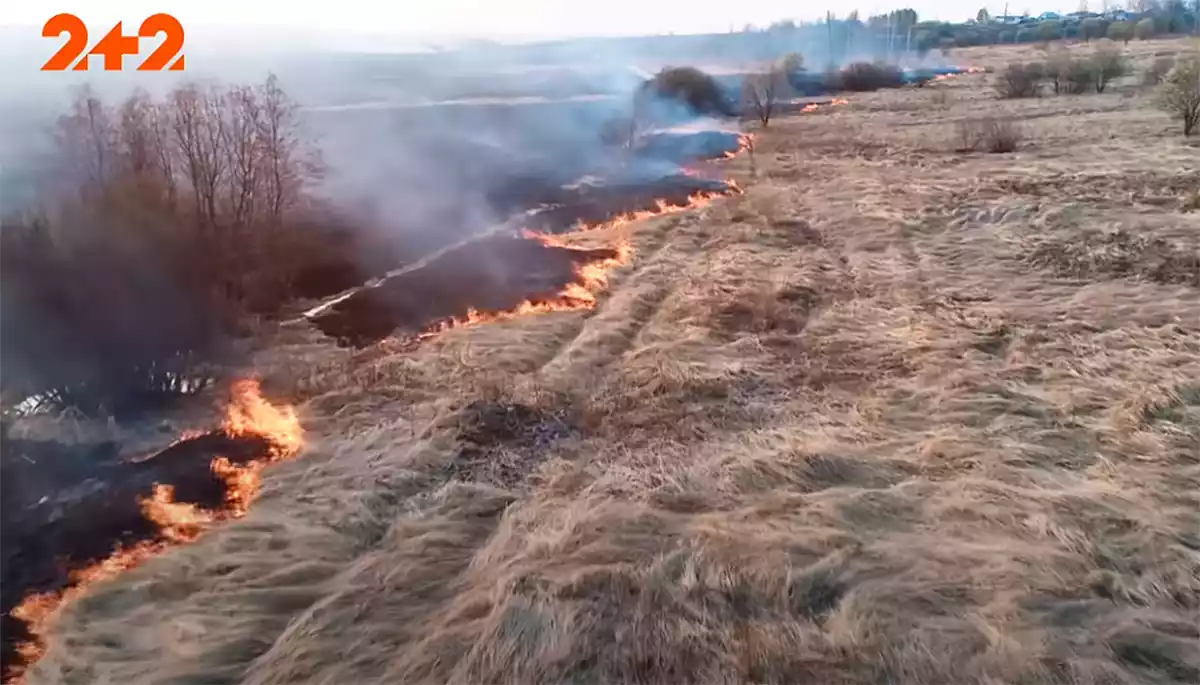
[55,86,114,198]
[223,84,262,231]
[257,74,312,227]
[743,59,791,127]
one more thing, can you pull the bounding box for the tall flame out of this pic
[222,378,304,461]
[6,380,303,684]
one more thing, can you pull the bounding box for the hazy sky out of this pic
[1,0,1079,42]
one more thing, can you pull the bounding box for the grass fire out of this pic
[3,15,1200,685]
[2,380,303,683]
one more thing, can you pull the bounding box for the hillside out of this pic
[24,38,1200,685]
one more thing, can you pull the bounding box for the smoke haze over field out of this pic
[1,0,1085,39]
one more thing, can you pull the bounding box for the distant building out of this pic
[994,14,1029,25]
[1037,11,1062,21]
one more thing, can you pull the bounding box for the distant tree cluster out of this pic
[905,0,1197,52]
[0,77,358,416]
[996,41,1130,98]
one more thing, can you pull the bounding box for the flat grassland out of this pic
[31,38,1200,685]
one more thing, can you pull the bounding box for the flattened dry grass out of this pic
[26,37,1200,685]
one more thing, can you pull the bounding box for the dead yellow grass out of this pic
[26,37,1200,685]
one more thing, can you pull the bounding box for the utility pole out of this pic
[826,10,835,69]
[886,12,894,62]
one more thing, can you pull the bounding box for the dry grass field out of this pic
[28,38,1200,685]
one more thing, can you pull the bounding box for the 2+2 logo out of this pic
[41,13,186,72]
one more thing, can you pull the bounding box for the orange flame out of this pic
[6,380,303,683]
[799,98,848,113]
[222,378,304,461]
[418,238,634,336]
[568,187,738,234]
[422,178,745,339]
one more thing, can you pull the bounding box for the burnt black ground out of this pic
[309,235,621,348]
[0,431,273,681]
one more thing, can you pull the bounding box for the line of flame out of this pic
[6,379,303,684]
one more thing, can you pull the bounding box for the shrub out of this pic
[838,62,904,91]
[1157,57,1200,136]
[955,117,1023,153]
[1108,20,1134,43]
[1044,47,1074,94]
[1134,18,1156,40]
[1063,58,1096,94]
[995,62,1042,98]
[1023,61,1048,80]
[954,119,982,152]
[1090,41,1128,93]
[980,117,1023,153]
[781,52,804,75]
[1016,28,1037,43]
[641,67,736,119]
[1038,20,1063,41]
[1081,17,1108,41]
[1143,57,1176,86]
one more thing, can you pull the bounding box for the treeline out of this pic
[0,77,375,417]
[738,1,1197,61]
[921,6,1197,51]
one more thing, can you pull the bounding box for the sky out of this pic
[0,0,1079,44]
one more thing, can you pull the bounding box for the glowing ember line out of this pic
[6,379,303,684]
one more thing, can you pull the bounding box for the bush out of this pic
[1090,41,1128,93]
[955,117,1023,153]
[838,62,905,92]
[981,118,1023,153]
[640,67,736,119]
[995,62,1042,98]
[1023,61,1048,80]
[1108,20,1134,43]
[1134,18,1156,40]
[954,119,982,152]
[1038,20,1063,41]
[1016,28,1037,43]
[1143,57,1176,86]
[1081,17,1109,41]
[1157,57,1200,136]
[1044,47,1074,94]
[1062,58,1096,94]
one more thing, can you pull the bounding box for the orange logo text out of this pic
[41,13,185,72]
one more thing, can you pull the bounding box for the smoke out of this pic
[0,23,950,416]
